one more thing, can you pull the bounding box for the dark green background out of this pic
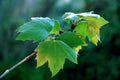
[0,0,120,80]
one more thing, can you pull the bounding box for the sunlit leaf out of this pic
[62,12,79,24]
[35,40,77,76]
[63,11,108,45]
[50,20,61,35]
[16,17,54,42]
[74,21,88,39]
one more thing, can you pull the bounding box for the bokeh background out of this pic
[0,0,120,80]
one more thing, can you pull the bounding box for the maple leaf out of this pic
[35,40,77,76]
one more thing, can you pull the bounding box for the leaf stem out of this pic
[0,51,37,79]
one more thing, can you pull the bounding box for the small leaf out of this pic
[35,40,77,76]
[62,12,79,24]
[50,20,61,35]
[74,21,88,39]
[16,17,54,42]
[57,32,85,52]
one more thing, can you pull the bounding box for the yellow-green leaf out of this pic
[50,20,61,35]
[35,40,77,76]
[63,11,109,45]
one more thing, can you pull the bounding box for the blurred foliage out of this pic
[0,0,120,80]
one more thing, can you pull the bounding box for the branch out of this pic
[0,51,37,79]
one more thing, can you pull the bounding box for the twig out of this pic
[0,51,37,79]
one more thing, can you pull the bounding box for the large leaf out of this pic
[35,40,77,76]
[16,17,60,42]
[57,32,85,52]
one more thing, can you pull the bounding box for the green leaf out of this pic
[63,11,109,45]
[57,32,85,52]
[74,21,88,39]
[87,22,100,45]
[74,21,100,45]
[16,17,54,42]
[78,14,109,28]
[62,12,79,24]
[74,21,99,45]
[50,20,61,35]
[63,11,108,28]
[35,40,77,76]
